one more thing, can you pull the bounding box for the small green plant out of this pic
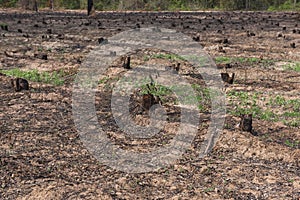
[0,22,8,26]
[284,120,300,128]
[191,84,215,112]
[283,62,300,72]
[138,81,214,112]
[283,111,300,118]
[140,82,173,103]
[0,69,65,86]
[0,22,8,31]
[143,55,150,61]
[227,91,300,125]
[98,76,110,84]
[260,110,278,121]
[284,140,299,148]
[141,83,172,96]
[215,56,231,64]
[215,56,274,66]
[228,90,259,116]
[287,99,300,112]
[150,53,185,61]
[204,187,215,192]
[274,95,286,106]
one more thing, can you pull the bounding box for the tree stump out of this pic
[11,78,29,92]
[221,73,235,84]
[122,56,131,69]
[142,93,156,111]
[240,114,252,132]
[87,0,94,16]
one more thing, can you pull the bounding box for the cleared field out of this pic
[0,10,299,199]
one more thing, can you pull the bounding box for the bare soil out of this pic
[0,10,299,199]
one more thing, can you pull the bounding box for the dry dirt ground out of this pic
[0,10,300,199]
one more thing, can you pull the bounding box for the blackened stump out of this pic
[87,0,94,16]
[41,54,48,60]
[11,78,29,92]
[240,114,253,132]
[98,37,107,44]
[142,94,156,111]
[1,24,8,31]
[193,35,200,42]
[175,62,180,72]
[122,56,131,69]
[290,43,296,48]
[221,73,235,84]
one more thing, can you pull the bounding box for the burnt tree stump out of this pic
[87,0,94,16]
[11,78,29,92]
[290,43,296,48]
[240,114,253,132]
[142,93,156,111]
[221,73,235,84]
[122,56,131,69]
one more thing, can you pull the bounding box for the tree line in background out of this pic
[0,0,299,11]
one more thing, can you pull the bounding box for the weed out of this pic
[38,47,43,52]
[191,84,215,112]
[149,53,185,61]
[283,111,300,118]
[181,55,213,67]
[227,91,258,116]
[283,62,300,72]
[215,56,274,66]
[98,76,110,84]
[0,68,65,86]
[141,83,172,96]
[284,140,299,148]
[284,120,300,128]
[0,22,7,26]
[138,81,214,112]
[140,82,173,104]
[143,55,150,61]
[287,99,300,111]
[215,56,231,64]
[227,91,299,126]
[204,187,215,192]
[273,95,286,106]
[260,110,278,121]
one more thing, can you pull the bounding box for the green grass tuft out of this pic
[214,56,274,65]
[283,62,300,72]
[0,68,65,86]
[148,53,185,61]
